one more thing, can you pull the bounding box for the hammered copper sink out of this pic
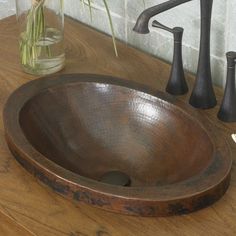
[3,74,232,216]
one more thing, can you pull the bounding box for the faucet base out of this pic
[189,88,217,109]
[166,78,188,96]
[189,0,216,109]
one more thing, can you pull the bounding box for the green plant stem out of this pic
[102,0,118,57]
[81,0,118,56]
[87,0,93,21]
[142,0,145,8]
[20,0,52,71]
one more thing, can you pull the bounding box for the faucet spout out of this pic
[133,0,192,34]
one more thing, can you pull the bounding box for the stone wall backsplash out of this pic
[2,0,236,87]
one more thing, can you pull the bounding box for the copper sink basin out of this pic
[3,74,232,216]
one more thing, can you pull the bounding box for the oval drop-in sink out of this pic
[3,74,232,216]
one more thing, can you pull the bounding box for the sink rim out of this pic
[3,73,232,216]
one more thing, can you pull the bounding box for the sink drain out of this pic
[100,171,131,187]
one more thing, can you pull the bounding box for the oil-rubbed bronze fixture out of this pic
[152,20,188,95]
[133,0,217,109]
[218,52,236,122]
[3,73,232,217]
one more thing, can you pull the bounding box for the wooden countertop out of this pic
[0,15,236,236]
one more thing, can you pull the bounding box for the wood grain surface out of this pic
[0,15,235,235]
[0,209,34,235]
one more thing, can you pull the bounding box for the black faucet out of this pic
[133,0,217,109]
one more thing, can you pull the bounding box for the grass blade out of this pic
[142,0,145,8]
[102,0,118,57]
[87,0,93,22]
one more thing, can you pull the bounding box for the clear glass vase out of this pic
[15,0,65,75]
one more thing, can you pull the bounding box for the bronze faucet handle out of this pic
[152,20,187,95]
[218,51,236,122]
[152,20,174,33]
[152,20,183,43]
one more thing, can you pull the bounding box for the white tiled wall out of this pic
[0,0,15,19]
[64,0,236,87]
[1,0,236,87]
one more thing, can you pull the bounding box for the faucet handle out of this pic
[152,20,188,95]
[218,51,236,122]
[152,20,174,33]
[152,20,183,41]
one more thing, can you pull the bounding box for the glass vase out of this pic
[15,0,65,75]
